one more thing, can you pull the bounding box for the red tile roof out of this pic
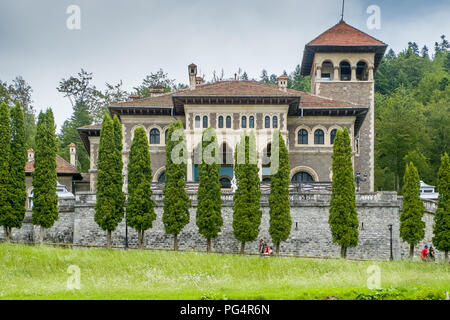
[25,155,79,174]
[307,21,386,46]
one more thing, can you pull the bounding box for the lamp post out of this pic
[125,210,128,250]
[355,171,368,192]
[388,224,393,261]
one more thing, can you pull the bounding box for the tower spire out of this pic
[340,0,345,22]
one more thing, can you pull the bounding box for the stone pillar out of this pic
[334,66,339,81]
[368,66,374,81]
[351,66,356,81]
[69,143,77,167]
[187,156,193,182]
[316,66,322,81]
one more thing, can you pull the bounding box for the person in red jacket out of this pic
[421,245,428,261]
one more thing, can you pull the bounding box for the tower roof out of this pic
[307,21,386,46]
[301,21,388,76]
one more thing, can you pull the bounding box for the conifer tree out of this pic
[233,131,262,254]
[113,115,125,225]
[400,162,425,258]
[328,128,359,258]
[268,130,291,256]
[31,109,58,244]
[433,153,450,262]
[0,102,12,240]
[95,113,123,248]
[196,128,222,253]
[126,126,156,249]
[163,121,191,250]
[3,103,26,240]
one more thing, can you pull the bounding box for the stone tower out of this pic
[300,21,387,192]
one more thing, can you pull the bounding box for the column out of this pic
[368,66,374,81]
[351,66,356,81]
[334,66,339,81]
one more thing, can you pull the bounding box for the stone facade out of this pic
[1,191,444,261]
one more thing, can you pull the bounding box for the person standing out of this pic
[428,245,435,261]
[421,245,429,261]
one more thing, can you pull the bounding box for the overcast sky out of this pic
[1,0,449,128]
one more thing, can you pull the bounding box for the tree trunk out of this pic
[206,238,211,253]
[409,245,414,259]
[240,242,245,254]
[341,245,347,258]
[106,231,112,248]
[276,243,280,256]
[138,231,144,249]
[39,227,45,245]
[4,226,11,242]
[445,251,448,263]
[174,235,179,251]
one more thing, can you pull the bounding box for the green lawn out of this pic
[0,243,448,300]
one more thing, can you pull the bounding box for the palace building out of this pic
[78,21,388,194]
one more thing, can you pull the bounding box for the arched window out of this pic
[202,116,208,128]
[149,128,160,145]
[273,116,278,129]
[158,171,166,183]
[241,116,247,128]
[165,129,169,144]
[330,129,337,145]
[314,129,324,145]
[321,61,334,81]
[249,116,255,128]
[265,116,270,128]
[298,129,308,145]
[218,116,224,128]
[340,61,351,81]
[291,171,314,183]
[226,116,232,128]
[356,61,368,81]
[220,177,232,189]
[195,116,200,128]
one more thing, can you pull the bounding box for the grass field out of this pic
[0,243,449,300]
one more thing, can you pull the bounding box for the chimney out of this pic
[277,75,288,92]
[234,73,237,81]
[188,63,197,90]
[149,87,166,97]
[27,148,34,162]
[195,77,204,85]
[68,143,77,167]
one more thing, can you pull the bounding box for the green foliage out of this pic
[94,113,123,233]
[31,109,59,229]
[232,131,262,250]
[433,153,450,254]
[329,128,358,256]
[196,128,223,245]
[162,121,191,240]
[400,163,425,247]
[288,64,311,93]
[113,115,125,220]
[58,101,92,172]
[0,103,12,228]
[268,130,291,250]
[126,126,156,233]
[5,104,27,230]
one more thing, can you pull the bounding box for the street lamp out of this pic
[355,171,368,192]
[125,210,128,250]
[388,224,393,261]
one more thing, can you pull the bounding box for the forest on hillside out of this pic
[0,36,449,192]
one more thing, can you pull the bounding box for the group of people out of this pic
[259,239,273,256]
[421,244,435,261]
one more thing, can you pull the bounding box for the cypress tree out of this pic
[163,120,191,250]
[328,128,359,258]
[95,113,123,248]
[196,128,222,253]
[400,162,425,258]
[3,103,27,240]
[433,153,450,262]
[0,102,12,240]
[112,115,125,226]
[268,130,291,256]
[126,126,156,249]
[31,109,58,244]
[233,131,262,254]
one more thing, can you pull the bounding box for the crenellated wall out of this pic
[1,191,443,261]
